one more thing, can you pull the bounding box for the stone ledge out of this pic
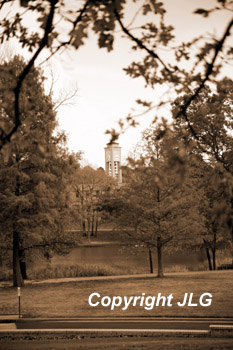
[210,325,233,337]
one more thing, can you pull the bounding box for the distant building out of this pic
[104,142,122,183]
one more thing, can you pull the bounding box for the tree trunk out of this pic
[203,239,212,270]
[91,212,94,236]
[13,231,24,287]
[157,236,164,278]
[82,220,86,236]
[212,232,216,270]
[19,249,27,280]
[95,217,98,238]
[212,249,216,270]
[87,219,91,243]
[20,261,27,280]
[206,247,212,270]
[148,247,153,273]
[231,197,233,242]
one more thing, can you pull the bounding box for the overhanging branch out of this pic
[39,0,89,65]
[114,8,172,75]
[176,17,233,169]
[0,0,59,150]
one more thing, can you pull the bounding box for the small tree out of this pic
[72,166,115,241]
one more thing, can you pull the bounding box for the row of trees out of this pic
[0,56,232,284]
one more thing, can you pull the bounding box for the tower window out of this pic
[114,161,118,176]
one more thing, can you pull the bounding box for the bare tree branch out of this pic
[46,63,79,111]
[53,84,79,111]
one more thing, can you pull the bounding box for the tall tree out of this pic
[109,125,204,277]
[189,158,232,270]
[173,80,233,243]
[0,56,78,286]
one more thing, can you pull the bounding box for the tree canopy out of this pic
[0,0,232,149]
[108,124,206,277]
[0,56,79,286]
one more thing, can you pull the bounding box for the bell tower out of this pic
[105,142,122,183]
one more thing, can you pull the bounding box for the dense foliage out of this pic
[0,56,79,286]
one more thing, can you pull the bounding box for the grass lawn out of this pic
[0,338,233,350]
[0,271,232,318]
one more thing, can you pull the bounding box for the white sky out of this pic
[1,0,232,168]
